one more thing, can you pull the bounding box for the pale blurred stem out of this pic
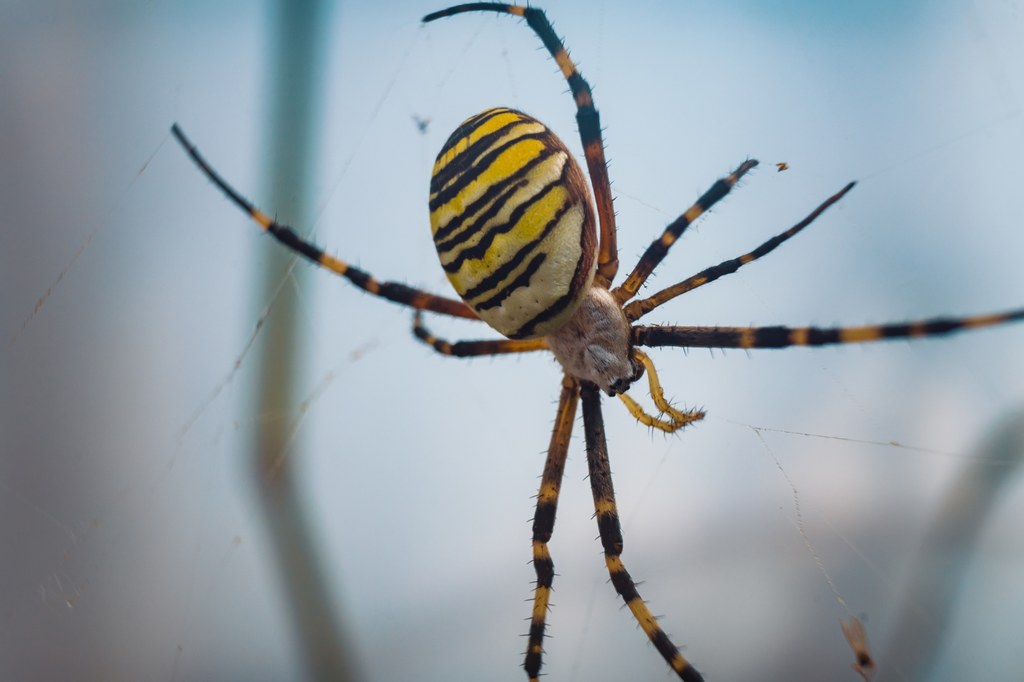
[881,409,1024,678]
[253,1,360,679]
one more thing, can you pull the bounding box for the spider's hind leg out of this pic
[624,181,856,321]
[423,3,619,287]
[172,124,478,320]
[613,159,759,303]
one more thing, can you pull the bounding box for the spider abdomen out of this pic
[429,108,597,339]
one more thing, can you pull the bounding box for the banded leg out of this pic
[525,376,580,682]
[624,182,856,321]
[424,4,619,287]
[634,308,1024,350]
[412,311,548,357]
[171,124,478,320]
[614,160,759,303]
[580,384,703,682]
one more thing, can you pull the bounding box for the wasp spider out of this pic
[172,3,1024,680]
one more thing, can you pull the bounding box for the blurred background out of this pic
[2,1,1024,680]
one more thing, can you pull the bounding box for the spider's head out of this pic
[546,286,639,396]
[606,353,645,396]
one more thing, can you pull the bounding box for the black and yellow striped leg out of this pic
[634,308,1024,350]
[412,311,548,357]
[614,160,759,303]
[624,182,856,321]
[423,3,619,287]
[171,124,479,321]
[525,376,580,682]
[580,384,703,682]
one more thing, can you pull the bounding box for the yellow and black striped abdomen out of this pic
[429,108,597,339]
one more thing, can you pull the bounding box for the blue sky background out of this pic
[3,1,1024,680]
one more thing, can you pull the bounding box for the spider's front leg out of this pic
[525,375,580,682]
[633,308,1024,351]
[580,384,704,682]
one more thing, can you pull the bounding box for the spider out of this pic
[172,3,1024,680]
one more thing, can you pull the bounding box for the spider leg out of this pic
[412,311,548,356]
[614,160,759,303]
[424,4,619,288]
[618,350,705,433]
[633,308,1024,350]
[580,384,704,682]
[625,182,856,321]
[171,124,478,320]
[525,376,580,682]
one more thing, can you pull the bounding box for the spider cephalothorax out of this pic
[172,3,1024,680]
[545,285,643,396]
